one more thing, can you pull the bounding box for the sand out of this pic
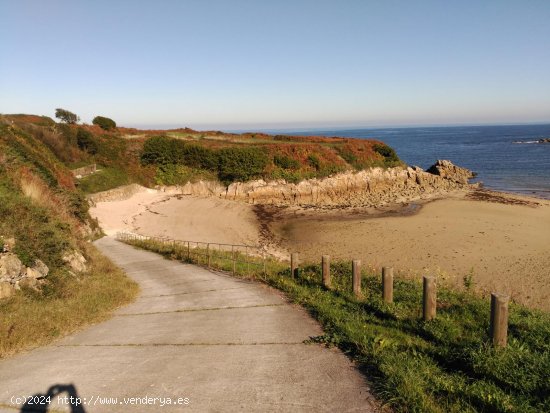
[91,188,262,247]
[91,187,550,311]
[271,191,550,311]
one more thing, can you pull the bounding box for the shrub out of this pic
[182,144,218,170]
[307,154,321,171]
[76,128,98,154]
[55,108,79,124]
[92,116,116,130]
[373,143,400,166]
[140,136,185,165]
[217,147,268,183]
[274,154,300,170]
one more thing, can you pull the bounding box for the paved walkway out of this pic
[0,237,378,412]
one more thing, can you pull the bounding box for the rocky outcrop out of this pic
[538,138,550,143]
[168,160,477,208]
[62,250,88,273]
[426,160,476,185]
[0,251,49,298]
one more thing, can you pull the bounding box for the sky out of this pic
[1,0,550,130]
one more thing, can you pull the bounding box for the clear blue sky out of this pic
[1,0,549,130]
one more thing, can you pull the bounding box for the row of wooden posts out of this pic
[290,253,510,348]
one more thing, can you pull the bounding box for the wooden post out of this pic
[423,276,437,321]
[322,255,331,288]
[352,260,362,298]
[232,246,236,275]
[490,293,509,348]
[246,246,250,275]
[382,267,393,303]
[207,243,211,268]
[187,241,190,261]
[290,253,299,278]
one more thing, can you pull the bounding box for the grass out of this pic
[0,244,139,358]
[77,166,130,193]
[0,122,138,358]
[125,237,550,413]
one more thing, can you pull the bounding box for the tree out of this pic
[92,115,116,130]
[76,128,97,154]
[55,108,80,124]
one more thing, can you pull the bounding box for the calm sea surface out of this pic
[287,124,550,199]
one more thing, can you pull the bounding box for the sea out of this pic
[284,124,550,199]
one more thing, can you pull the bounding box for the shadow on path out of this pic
[21,383,85,413]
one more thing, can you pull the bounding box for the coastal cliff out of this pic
[170,160,476,207]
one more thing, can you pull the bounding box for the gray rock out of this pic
[62,250,88,273]
[25,259,49,279]
[0,253,23,281]
[0,281,15,299]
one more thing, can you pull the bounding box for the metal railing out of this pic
[116,232,267,276]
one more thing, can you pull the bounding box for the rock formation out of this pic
[173,160,477,208]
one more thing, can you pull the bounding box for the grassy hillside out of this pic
[0,118,138,357]
[1,114,402,193]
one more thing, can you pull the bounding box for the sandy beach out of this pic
[91,188,550,311]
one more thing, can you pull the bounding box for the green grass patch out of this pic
[77,167,130,194]
[126,238,550,413]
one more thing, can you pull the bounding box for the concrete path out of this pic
[0,237,378,412]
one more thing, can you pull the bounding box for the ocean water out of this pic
[288,124,550,199]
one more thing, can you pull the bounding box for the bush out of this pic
[374,144,400,166]
[274,154,300,170]
[141,136,185,165]
[217,147,268,183]
[92,116,116,130]
[182,144,218,170]
[55,108,79,124]
[76,128,98,154]
[307,154,321,171]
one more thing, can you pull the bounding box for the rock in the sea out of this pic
[62,250,88,273]
[0,253,24,281]
[538,138,550,143]
[0,281,15,299]
[426,160,475,185]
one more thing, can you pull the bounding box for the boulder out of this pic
[426,160,475,185]
[62,250,88,273]
[25,259,49,279]
[0,253,23,281]
[0,281,15,299]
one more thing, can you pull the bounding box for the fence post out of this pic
[382,267,393,303]
[263,252,266,276]
[187,241,190,261]
[322,255,331,288]
[246,246,250,275]
[423,276,437,321]
[490,293,509,348]
[207,243,211,268]
[290,253,299,278]
[232,246,236,275]
[352,260,362,298]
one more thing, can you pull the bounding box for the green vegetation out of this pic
[76,128,98,154]
[77,167,130,193]
[126,237,550,413]
[217,146,268,183]
[0,119,138,358]
[92,115,116,130]
[274,154,300,170]
[0,246,138,358]
[374,143,400,167]
[54,108,79,124]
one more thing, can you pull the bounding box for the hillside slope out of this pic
[0,118,138,358]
